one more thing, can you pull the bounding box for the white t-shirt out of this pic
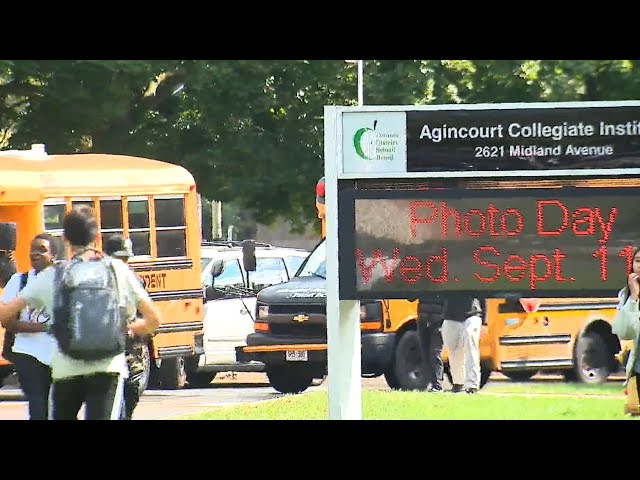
[1,269,55,366]
[18,258,151,381]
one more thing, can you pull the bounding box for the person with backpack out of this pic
[0,206,161,420]
[0,233,58,420]
[103,233,148,420]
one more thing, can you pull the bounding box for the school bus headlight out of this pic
[258,305,269,319]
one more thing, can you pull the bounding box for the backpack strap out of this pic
[19,271,28,290]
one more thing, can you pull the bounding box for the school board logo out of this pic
[342,112,407,174]
[353,121,379,160]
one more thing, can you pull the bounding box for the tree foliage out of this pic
[2,60,639,229]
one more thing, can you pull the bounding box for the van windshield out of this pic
[296,239,326,279]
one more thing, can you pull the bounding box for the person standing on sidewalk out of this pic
[0,233,58,419]
[441,295,483,394]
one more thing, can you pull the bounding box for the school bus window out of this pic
[155,197,186,258]
[99,199,123,247]
[128,198,150,256]
[43,204,65,231]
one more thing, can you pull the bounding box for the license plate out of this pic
[285,350,308,361]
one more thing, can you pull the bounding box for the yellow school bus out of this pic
[0,144,203,390]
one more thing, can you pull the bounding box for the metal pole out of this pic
[357,60,364,106]
[345,60,364,107]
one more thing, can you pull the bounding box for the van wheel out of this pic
[502,370,537,382]
[266,366,313,394]
[187,372,217,388]
[575,332,611,384]
[159,356,187,389]
[393,330,429,391]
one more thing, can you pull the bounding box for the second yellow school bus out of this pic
[0,144,203,390]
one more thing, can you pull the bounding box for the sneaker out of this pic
[465,387,479,394]
[428,385,443,393]
[451,384,464,393]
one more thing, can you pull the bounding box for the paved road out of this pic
[0,371,625,420]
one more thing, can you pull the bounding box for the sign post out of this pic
[324,101,640,420]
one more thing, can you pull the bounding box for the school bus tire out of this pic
[159,356,187,390]
[266,365,314,394]
[384,363,400,390]
[574,332,611,384]
[392,330,429,391]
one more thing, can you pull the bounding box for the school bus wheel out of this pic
[391,330,429,391]
[159,356,187,390]
[574,332,612,384]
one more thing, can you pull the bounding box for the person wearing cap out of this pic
[103,233,148,420]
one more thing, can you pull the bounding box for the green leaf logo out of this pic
[353,126,376,160]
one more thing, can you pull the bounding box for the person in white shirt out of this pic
[0,233,58,420]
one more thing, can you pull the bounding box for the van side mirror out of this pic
[241,239,256,272]
[210,260,224,279]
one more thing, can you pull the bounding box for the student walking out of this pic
[103,233,149,420]
[0,234,58,419]
[0,206,160,420]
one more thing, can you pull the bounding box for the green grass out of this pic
[173,381,634,420]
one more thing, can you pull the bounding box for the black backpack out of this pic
[1,272,29,361]
[52,251,127,361]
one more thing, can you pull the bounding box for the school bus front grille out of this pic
[269,323,328,338]
[156,322,203,334]
[499,334,571,345]
[148,289,204,302]
[157,346,194,358]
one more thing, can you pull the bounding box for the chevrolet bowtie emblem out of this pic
[292,314,309,323]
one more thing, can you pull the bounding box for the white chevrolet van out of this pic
[185,241,309,387]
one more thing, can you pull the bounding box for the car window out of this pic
[213,259,245,289]
[249,257,288,290]
[297,240,325,279]
[284,255,306,277]
[200,256,212,272]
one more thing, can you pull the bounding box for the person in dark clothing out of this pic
[441,295,483,394]
[416,296,447,392]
